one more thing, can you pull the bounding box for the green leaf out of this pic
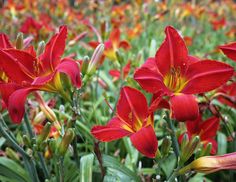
[0,157,30,182]
[217,132,227,155]
[160,153,177,178]
[102,155,141,182]
[80,154,94,182]
[0,137,6,147]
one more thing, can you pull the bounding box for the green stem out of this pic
[0,116,39,182]
[72,137,80,168]
[24,114,50,179]
[167,170,178,182]
[165,112,180,158]
[59,157,64,182]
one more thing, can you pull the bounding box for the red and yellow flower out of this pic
[91,86,158,158]
[134,26,234,121]
[0,26,81,123]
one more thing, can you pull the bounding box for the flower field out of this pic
[0,0,236,181]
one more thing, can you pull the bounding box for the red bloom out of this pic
[109,61,131,81]
[219,42,236,62]
[91,86,158,158]
[0,26,81,123]
[89,28,131,61]
[179,115,219,155]
[20,16,42,37]
[134,26,234,121]
[217,81,236,109]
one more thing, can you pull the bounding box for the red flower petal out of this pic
[56,58,82,88]
[219,42,236,62]
[8,88,34,123]
[0,33,13,49]
[40,26,67,71]
[117,86,148,129]
[4,49,39,76]
[200,116,219,140]
[109,28,120,45]
[91,117,131,142]
[0,50,33,84]
[109,69,120,78]
[119,40,131,50]
[183,60,234,94]
[170,94,199,121]
[0,83,21,106]
[155,26,188,76]
[130,125,158,158]
[134,67,167,94]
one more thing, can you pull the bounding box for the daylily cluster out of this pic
[0,25,81,123]
[91,26,234,158]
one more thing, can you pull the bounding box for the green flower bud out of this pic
[58,128,75,156]
[5,147,20,161]
[37,122,51,145]
[81,56,89,75]
[161,136,172,156]
[16,32,23,49]
[37,41,45,56]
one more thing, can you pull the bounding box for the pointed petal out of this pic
[0,33,13,49]
[155,26,188,76]
[219,42,236,62]
[8,88,34,123]
[91,117,131,142]
[134,66,167,94]
[149,91,164,113]
[183,60,234,94]
[130,125,158,158]
[119,40,131,50]
[117,86,148,129]
[40,26,67,71]
[0,50,33,83]
[200,117,219,139]
[0,83,21,106]
[4,49,38,76]
[109,69,120,78]
[109,28,120,45]
[186,115,202,134]
[170,94,199,121]
[56,58,82,88]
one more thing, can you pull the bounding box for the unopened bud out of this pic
[180,133,189,152]
[49,138,57,153]
[81,56,89,75]
[23,135,31,147]
[5,147,20,161]
[37,122,51,145]
[39,141,48,151]
[37,41,45,56]
[200,143,212,157]
[58,128,75,156]
[180,136,200,164]
[161,137,172,156]
[115,50,123,64]
[33,111,46,124]
[87,43,104,75]
[16,32,23,49]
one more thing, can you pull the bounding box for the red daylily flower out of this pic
[89,28,131,62]
[20,16,42,38]
[134,26,234,121]
[219,42,236,62]
[91,86,158,158]
[179,115,219,155]
[0,26,81,123]
[109,61,131,81]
